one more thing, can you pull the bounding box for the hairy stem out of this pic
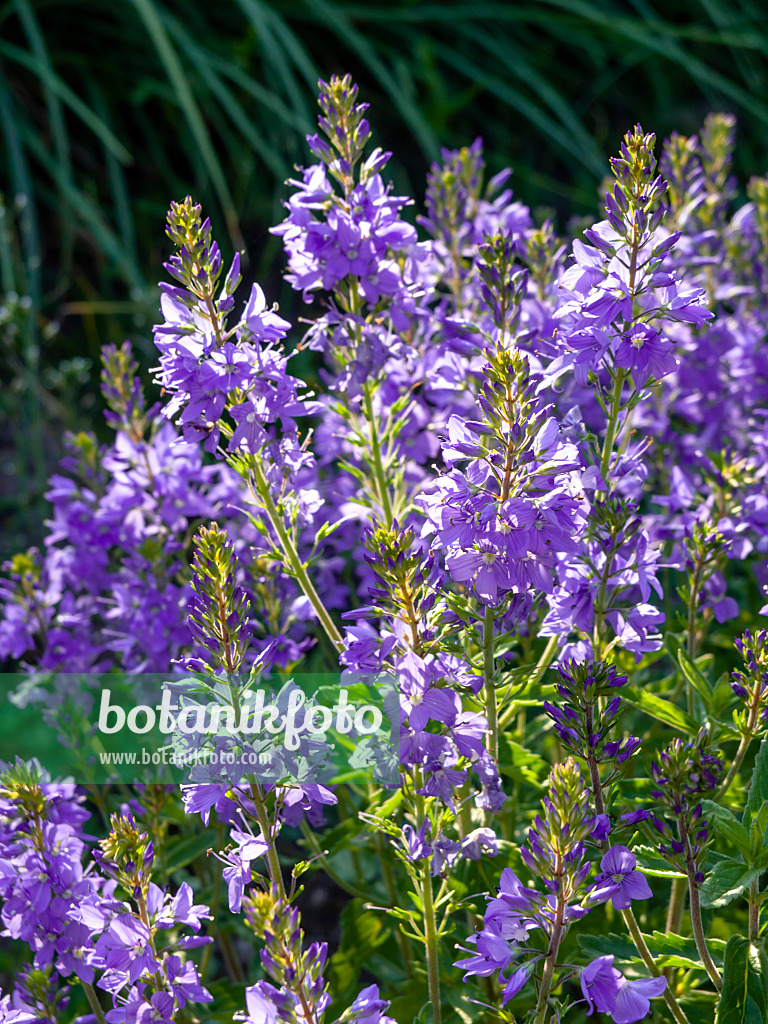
[599,367,627,489]
[533,878,565,1024]
[421,860,442,1024]
[666,878,687,938]
[679,819,721,991]
[249,782,287,902]
[585,703,604,814]
[621,907,692,1024]
[82,983,107,1024]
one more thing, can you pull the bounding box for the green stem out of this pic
[679,819,721,991]
[592,535,619,658]
[421,860,442,1024]
[716,693,760,802]
[483,606,498,764]
[666,878,687,938]
[621,907,692,1024]
[533,885,565,1024]
[457,779,473,838]
[82,983,107,1024]
[749,876,760,941]
[598,368,627,489]
[585,704,604,813]
[380,838,414,977]
[685,555,706,715]
[250,458,344,651]
[250,782,287,901]
[363,383,394,527]
[498,635,558,730]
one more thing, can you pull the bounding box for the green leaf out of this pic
[701,800,753,858]
[647,930,726,969]
[128,0,242,249]
[446,989,482,1024]
[747,736,768,818]
[317,817,366,859]
[498,735,548,787]
[715,936,768,1024]
[577,932,639,964]
[329,899,389,994]
[634,845,686,878]
[700,860,761,909]
[162,830,216,874]
[624,688,699,735]
[579,929,727,971]
[413,1000,434,1024]
[676,648,714,702]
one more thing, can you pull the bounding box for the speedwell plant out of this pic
[2,78,768,1024]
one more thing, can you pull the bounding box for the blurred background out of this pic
[2,0,768,558]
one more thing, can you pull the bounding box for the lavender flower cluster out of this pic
[2,77,768,1024]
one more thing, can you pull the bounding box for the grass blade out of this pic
[129,0,243,250]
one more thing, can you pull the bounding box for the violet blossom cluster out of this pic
[0,765,213,1023]
[454,760,664,1021]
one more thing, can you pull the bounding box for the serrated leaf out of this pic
[747,736,768,818]
[580,928,727,972]
[498,735,547,787]
[647,930,726,969]
[700,860,761,909]
[701,800,753,858]
[624,689,699,735]
[577,932,639,963]
[715,936,768,1024]
[634,845,686,878]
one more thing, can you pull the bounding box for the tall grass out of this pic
[1,0,767,553]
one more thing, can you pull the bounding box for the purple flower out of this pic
[500,960,535,1005]
[401,820,432,862]
[592,846,653,910]
[446,543,511,603]
[398,652,457,730]
[96,916,160,983]
[581,956,666,1023]
[591,815,611,842]
[238,983,280,1024]
[614,324,677,389]
[454,930,518,978]
[581,956,624,1016]
[342,985,395,1024]
[212,827,269,913]
[105,990,175,1024]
